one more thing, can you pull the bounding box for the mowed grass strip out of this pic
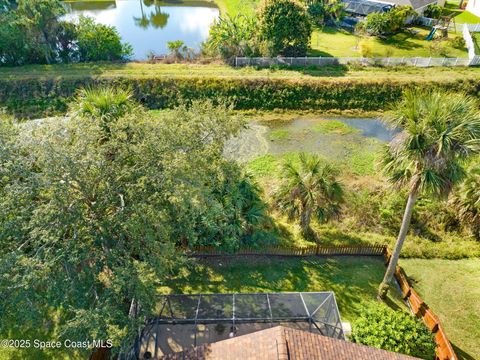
[162,256,406,322]
[400,259,480,360]
[2,62,480,82]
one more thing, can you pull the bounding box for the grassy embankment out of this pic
[3,62,480,81]
[2,63,480,118]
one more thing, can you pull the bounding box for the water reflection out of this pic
[134,1,169,29]
[64,0,219,59]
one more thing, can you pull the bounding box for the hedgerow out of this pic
[0,76,478,118]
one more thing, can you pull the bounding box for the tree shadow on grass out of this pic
[248,63,349,78]
[451,342,476,360]
[377,32,424,51]
[166,255,395,321]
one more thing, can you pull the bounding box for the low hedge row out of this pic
[1,77,479,118]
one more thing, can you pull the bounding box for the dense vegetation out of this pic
[0,0,131,66]
[206,0,311,60]
[0,88,269,355]
[351,304,436,358]
[1,75,480,118]
[356,6,416,37]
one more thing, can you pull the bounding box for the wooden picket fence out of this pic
[191,244,457,360]
[384,248,457,360]
[191,244,386,257]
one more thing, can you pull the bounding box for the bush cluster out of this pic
[0,0,131,66]
[1,76,478,118]
[356,6,417,36]
[351,304,436,359]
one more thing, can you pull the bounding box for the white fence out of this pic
[463,24,477,59]
[465,23,480,32]
[235,56,471,67]
[461,23,480,65]
[235,22,480,68]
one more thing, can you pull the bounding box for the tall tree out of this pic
[258,0,312,56]
[378,90,480,298]
[16,0,67,64]
[0,87,264,356]
[275,153,343,239]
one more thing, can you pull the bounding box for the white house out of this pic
[466,0,480,17]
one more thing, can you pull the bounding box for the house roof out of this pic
[342,0,436,15]
[159,325,420,360]
[380,0,436,10]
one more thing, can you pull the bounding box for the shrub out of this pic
[449,36,466,50]
[358,39,374,57]
[258,0,312,56]
[76,16,132,62]
[423,4,442,19]
[204,14,260,60]
[428,41,449,57]
[167,40,186,60]
[356,6,416,36]
[351,304,436,359]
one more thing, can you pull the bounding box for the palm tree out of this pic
[450,164,480,241]
[275,153,343,239]
[378,90,480,298]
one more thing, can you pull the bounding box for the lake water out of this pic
[225,117,397,162]
[63,0,219,60]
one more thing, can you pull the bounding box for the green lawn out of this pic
[400,259,480,360]
[162,256,405,322]
[2,62,480,82]
[310,26,467,58]
[213,0,258,15]
[453,10,480,24]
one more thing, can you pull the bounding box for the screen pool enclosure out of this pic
[130,291,344,359]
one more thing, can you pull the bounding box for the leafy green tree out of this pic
[356,6,415,36]
[424,3,443,19]
[205,14,260,60]
[307,0,345,27]
[0,0,77,65]
[450,164,480,241]
[378,90,480,298]
[275,153,343,239]
[0,87,265,354]
[0,11,29,65]
[76,16,133,61]
[0,0,130,65]
[352,304,436,359]
[258,0,312,56]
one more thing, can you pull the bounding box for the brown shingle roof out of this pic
[160,326,419,360]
